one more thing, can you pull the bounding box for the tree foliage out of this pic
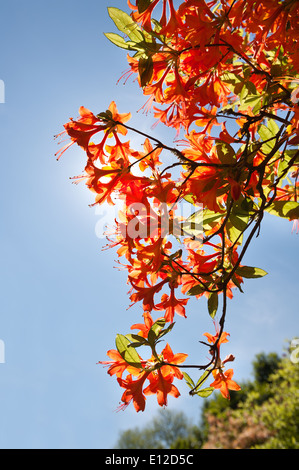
[56,0,299,412]
[115,409,202,449]
[115,347,299,449]
[203,346,299,449]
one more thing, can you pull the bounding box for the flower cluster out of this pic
[99,313,188,412]
[56,0,299,411]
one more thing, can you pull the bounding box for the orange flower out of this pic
[98,349,141,378]
[137,138,163,172]
[55,102,131,162]
[117,371,150,412]
[129,0,182,36]
[129,278,169,312]
[160,343,188,380]
[114,341,187,411]
[103,100,132,136]
[55,106,103,160]
[130,311,156,338]
[203,328,230,350]
[154,287,188,323]
[210,368,241,399]
[143,370,180,407]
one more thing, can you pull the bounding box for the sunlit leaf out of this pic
[137,0,152,14]
[235,266,268,279]
[115,334,143,368]
[187,285,205,296]
[194,370,211,393]
[108,7,144,43]
[265,201,299,220]
[150,318,166,337]
[239,93,262,113]
[216,141,236,164]
[258,123,280,156]
[125,333,148,349]
[208,292,218,318]
[182,372,195,390]
[195,387,214,397]
[139,56,154,87]
[104,33,136,51]
[182,210,204,238]
[204,210,223,225]
[157,322,175,340]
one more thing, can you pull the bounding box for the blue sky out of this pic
[0,0,297,449]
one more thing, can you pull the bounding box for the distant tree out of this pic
[170,426,204,450]
[252,352,280,385]
[241,352,299,449]
[114,426,160,449]
[202,345,299,449]
[114,347,298,449]
[201,350,280,422]
[114,409,203,449]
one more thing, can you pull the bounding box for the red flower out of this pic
[130,311,156,338]
[143,370,180,407]
[55,106,103,160]
[210,368,241,400]
[98,349,141,378]
[129,278,169,312]
[203,329,230,350]
[160,343,188,380]
[55,102,131,162]
[155,287,188,323]
[117,371,150,412]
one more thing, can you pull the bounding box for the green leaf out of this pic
[265,201,299,220]
[258,123,275,142]
[137,0,152,13]
[195,370,210,390]
[125,333,148,349]
[229,211,248,231]
[235,266,268,279]
[238,80,258,111]
[147,319,167,347]
[195,387,214,398]
[183,194,197,205]
[226,210,249,244]
[267,118,280,136]
[182,210,203,238]
[187,284,205,296]
[208,292,218,319]
[215,141,236,164]
[189,371,214,396]
[157,321,175,340]
[182,372,195,390]
[108,7,144,43]
[285,149,299,163]
[226,198,252,244]
[104,32,136,51]
[115,334,143,368]
[221,72,244,95]
[202,209,223,231]
[239,94,262,114]
[226,221,243,245]
[149,319,166,338]
[138,56,154,87]
[258,123,279,155]
[232,274,244,293]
